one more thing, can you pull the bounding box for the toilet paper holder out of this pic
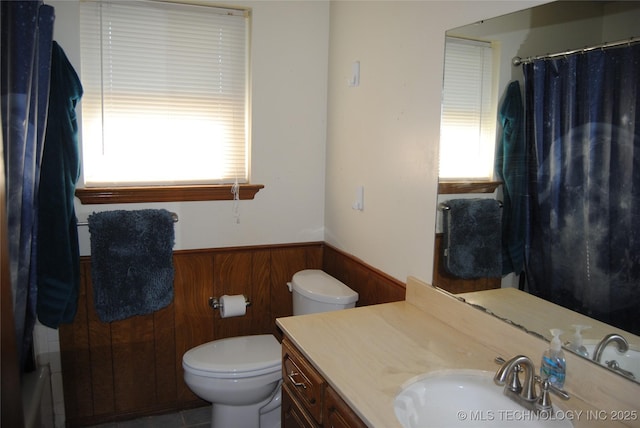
[209,295,252,310]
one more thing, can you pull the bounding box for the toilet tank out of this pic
[288,269,359,315]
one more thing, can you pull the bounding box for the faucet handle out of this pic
[494,356,524,394]
[535,377,570,415]
[508,364,523,393]
[536,378,553,412]
[496,355,538,401]
[548,383,570,400]
[535,375,570,401]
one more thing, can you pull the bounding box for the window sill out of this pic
[438,181,501,195]
[75,184,264,204]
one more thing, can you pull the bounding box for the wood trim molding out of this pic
[75,184,264,204]
[438,181,501,194]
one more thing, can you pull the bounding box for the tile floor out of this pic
[86,406,211,428]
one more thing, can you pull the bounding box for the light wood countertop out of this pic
[276,277,640,428]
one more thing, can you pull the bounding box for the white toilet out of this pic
[182,269,358,428]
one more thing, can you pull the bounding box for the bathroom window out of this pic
[79,1,251,194]
[439,37,497,181]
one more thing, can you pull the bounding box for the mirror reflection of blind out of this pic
[80,1,249,186]
[440,37,496,180]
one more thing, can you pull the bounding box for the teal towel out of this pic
[37,41,83,328]
[495,80,526,275]
[88,209,175,322]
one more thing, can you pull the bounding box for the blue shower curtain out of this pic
[523,44,640,335]
[1,1,55,369]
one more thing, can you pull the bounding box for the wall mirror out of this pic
[435,0,640,384]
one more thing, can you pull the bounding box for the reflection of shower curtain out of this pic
[524,44,640,335]
[1,1,55,369]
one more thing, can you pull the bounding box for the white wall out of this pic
[324,1,546,284]
[49,0,331,256]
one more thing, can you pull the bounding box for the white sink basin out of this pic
[583,341,640,380]
[394,370,573,428]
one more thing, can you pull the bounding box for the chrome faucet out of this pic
[592,333,629,363]
[495,355,570,414]
[494,355,537,409]
[592,334,635,379]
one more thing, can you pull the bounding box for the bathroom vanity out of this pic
[276,277,640,427]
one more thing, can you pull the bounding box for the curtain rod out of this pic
[513,36,640,66]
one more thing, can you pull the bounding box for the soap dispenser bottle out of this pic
[541,329,566,388]
[568,324,590,358]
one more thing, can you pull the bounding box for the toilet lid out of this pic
[182,334,281,379]
[292,269,358,304]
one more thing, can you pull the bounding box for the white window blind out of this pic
[439,37,496,180]
[80,0,250,186]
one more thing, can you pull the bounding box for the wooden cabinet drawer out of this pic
[282,338,325,425]
[282,383,320,428]
[324,385,367,428]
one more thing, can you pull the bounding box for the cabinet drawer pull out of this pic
[287,371,308,389]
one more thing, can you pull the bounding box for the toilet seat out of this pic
[183,334,281,379]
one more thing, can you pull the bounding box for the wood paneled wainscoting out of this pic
[60,243,405,427]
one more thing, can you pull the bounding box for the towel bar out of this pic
[77,211,179,226]
[439,201,502,211]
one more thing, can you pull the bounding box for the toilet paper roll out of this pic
[219,294,247,318]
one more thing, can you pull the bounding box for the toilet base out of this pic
[259,383,281,428]
[211,403,259,428]
[209,382,281,428]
